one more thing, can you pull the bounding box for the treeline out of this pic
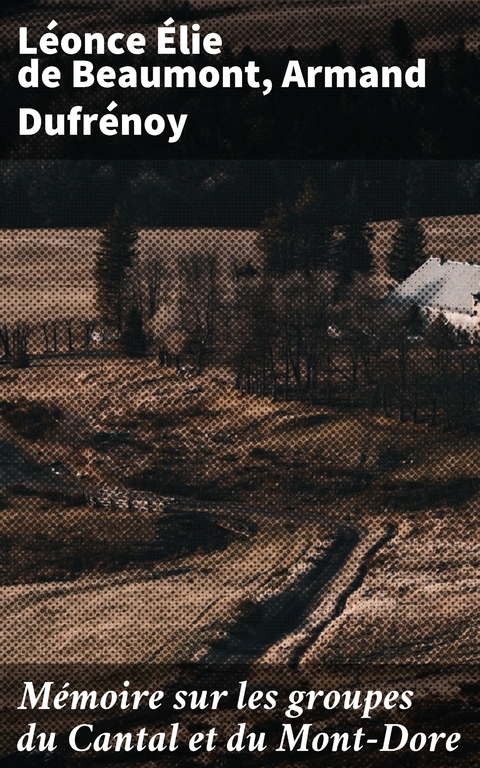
[89,205,479,432]
[230,275,480,432]
[147,262,480,433]
[0,318,104,366]
[2,161,480,229]
[4,21,480,158]
[255,178,426,285]
[4,268,480,433]
[4,200,480,434]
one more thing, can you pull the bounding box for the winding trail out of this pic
[0,515,396,768]
[201,525,360,664]
[261,522,396,666]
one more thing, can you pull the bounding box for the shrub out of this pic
[0,399,62,439]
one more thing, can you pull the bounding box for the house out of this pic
[387,257,480,332]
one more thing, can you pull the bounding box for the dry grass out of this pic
[0,517,329,664]
[1,354,479,668]
[1,497,156,545]
[2,357,480,514]
[1,216,480,323]
[303,508,480,665]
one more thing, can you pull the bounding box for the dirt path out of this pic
[261,523,396,665]
[201,525,362,664]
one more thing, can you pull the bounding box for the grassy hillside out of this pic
[1,357,478,676]
[0,228,259,322]
[1,215,479,321]
[1,215,479,675]
[2,356,480,513]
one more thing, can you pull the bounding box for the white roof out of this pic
[388,257,480,314]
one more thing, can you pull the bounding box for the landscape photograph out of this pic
[0,159,479,765]
[1,0,480,762]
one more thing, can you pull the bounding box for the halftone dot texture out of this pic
[0,0,479,761]
[1,173,479,763]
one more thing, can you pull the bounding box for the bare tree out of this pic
[146,260,164,320]
[425,314,457,429]
[83,320,96,349]
[52,321,58,355]
[0,323,11,359]
[65,318,74,354]
[232,276,277,398]
[42,321,50,354]
[11,322,30,368]
[179,253,219,374]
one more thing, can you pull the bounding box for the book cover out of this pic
[0,1,478,764]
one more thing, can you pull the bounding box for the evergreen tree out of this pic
[334,221,374,285]
[122,304,147,357]
[257,201,294,275]
[426,313,457,351]
[95,206,138,333]
[258,180,333,276]
[402,303,424,336]
[387,218,426,283]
